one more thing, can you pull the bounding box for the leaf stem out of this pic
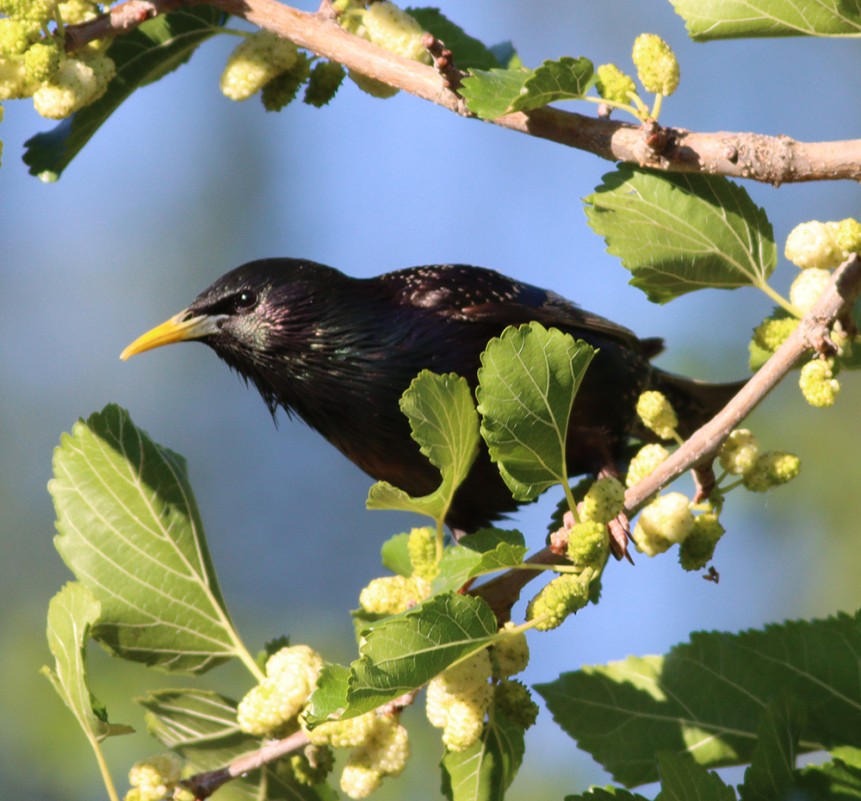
[88,734,121,801]
[756,279,803,317]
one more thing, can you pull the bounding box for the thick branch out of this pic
[63,0,861,184]
[477,255,861,619]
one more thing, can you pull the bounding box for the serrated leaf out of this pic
[304,663,351,725]
[585,166,776,303]
[671,0,861,40]
[346,593,498,716]
[477,323,595,501]
[42,582,134,742]
[24,6,227,180]
[461,56,594,119]
[407,8,501,69]
[741,697,802,801]
[518,57,595,109]
[432,529,527,594]
[536,611,861,787]
[142,689,335,800]
[796,756,861,799]
[441,706,525,801]
[50,404,244,673]
[367,371,479,523]
[657,752,736,801]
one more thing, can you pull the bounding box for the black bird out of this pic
[121,260,740,532]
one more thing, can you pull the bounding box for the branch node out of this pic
[421,31,463,94]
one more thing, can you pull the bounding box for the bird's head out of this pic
[121,259,349,413]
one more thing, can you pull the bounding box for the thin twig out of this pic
[62,0,861,184]
[182,691,419,799]
[475,255,861,619]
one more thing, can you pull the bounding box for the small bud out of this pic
[580,476,625,523]
[636,390,679,440]
[306,709,380,748]
[595,63,636,104]
[426,650,493,751]
[358,574,428,615]
[718,429,759,476]
[835,218,861,255]
[632,492,694,557]
[679,513,725,571]
[23,41,61,83]
[32,54,114,118]
[566,520,609,569]
[126,753,182,801]
[784,221,843,270]
[237,645,323,736]
[631,33,679,95]
[799,359,840,408]
[221,31,299,101]
[407,526,439,580]
[742,451,801,492]
[360,1,431,64]
[626,443,670,487]
[789,268,831,315]
[752,316,798,353]
[525,572,590,630]
[491,621,529,678]
[339,758,383,799]
[58,0,100,25]
[347,68,399,98]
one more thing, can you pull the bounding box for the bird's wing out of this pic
[380,264,654,352]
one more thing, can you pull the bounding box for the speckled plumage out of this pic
[157,259,739,530]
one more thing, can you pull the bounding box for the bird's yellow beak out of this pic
[120,312,221,361]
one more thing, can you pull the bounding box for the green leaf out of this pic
[304,663,351,725]
[796,756,861,799]
[441,706,525,801]
[461,57,594,119]
[346,593,498,716]
[50,404,246,674]
[477,323,595,501]
[518,57,595,109]
[24,6,227,180]
[407,8,501,69]
[380,532,413,577]
[42,582,134,742]
[432,529,527,594]
[565,789,651,801]
[741,696,802,801]
[460,67,531,118]
[367,371,479,523]
[142,689,336,800]
[585,166,776,303]
[536,610,861,787]
[657,752,736,801]
[671,0,861,40]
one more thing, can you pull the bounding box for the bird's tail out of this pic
[648,370,746,439]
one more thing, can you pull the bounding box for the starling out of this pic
[121,259,740,532]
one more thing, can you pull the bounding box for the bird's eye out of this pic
[235,290,258,310]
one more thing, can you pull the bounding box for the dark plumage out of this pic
[122,259,740,531]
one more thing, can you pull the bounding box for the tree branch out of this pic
[63,0,861,184]
[182,691,419,799]
[476,254,861,619]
